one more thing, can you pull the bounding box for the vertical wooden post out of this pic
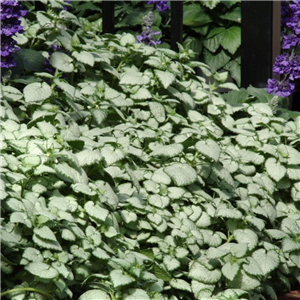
[241,1,281,88]
[102,1,114,34]
[171,1,183,52]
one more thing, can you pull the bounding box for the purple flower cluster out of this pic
[136,11,161,46]
[0,0,27,68]
[147,1,169,12]
[267,0,300,97]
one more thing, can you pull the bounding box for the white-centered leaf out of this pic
[50,52,74,72]
[84,201,109,222]
[222,262,240,281]
[78,289,110,300]
[252,249,279,275]
[110,269,135,288]
[123,288,150,300]
[188,261,221,284]
[149,101,166,122]
[72,50,95,66]
[154,69,176,89]
[234,229,258,251]
[163,255,180,271]
[170,278,192,292]
[265,157,286,182]
[25,262,58,279]
[75,149,102,167]
[195,139,221,161]
[23,82,52,102]
[164,163,197,186]
[151,144,183,157]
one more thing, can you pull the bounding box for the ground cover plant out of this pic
[57,0,241,86]
[1,1,300,299]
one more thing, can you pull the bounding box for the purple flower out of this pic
[267,78,295,98]
[282,33,300,49]
[147,1,169,12]
[136,11,161,46]
[0,0,27,68]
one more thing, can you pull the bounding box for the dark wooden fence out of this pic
[102,1,282,90]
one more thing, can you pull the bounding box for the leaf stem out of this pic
[1,287,57,300]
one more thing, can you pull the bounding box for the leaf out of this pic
[195,139,221,161]
[131,88,152,100]
[203,49,231,73]
[183,3,212,27]
[220,26,241,54]
[243,257,264,276]
[222,262,240,281]
[84,201,109,222]
[234,229,258,251]
[92,109,107,125]
[25,262,59,279]
[123,289,150,300]
[217,208,243,219]
[16,48,47,72]
[154,70,176,89]
[252,249,279,275]
[50,52,74,72]
[78,289,111,300]
[23,82,52,103]
[203,28,225,53]
[163,255,180,271]
[151,144,183,157]
[227,269,260,291]
[164,163,197,186]
[149,102,166,123]
[189,261,221,284]
[72,51,95,66]
[120,71,145,85]
[33,226,59,243]
[110,269,135,289]
[170,278,192,292]
[152,169,171,185]
[92,248,110,260]
[265,158,286,182]
[75,149,102,167]
[202,0,221,9]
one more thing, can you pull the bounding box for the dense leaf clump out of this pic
[1,4,300,300]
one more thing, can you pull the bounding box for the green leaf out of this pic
[16,49,47,72]
[49,52,74,72]
[222,262,240,281]
[170,278,192,292]
[203,28,225,53]
[33,226,60,244]
[183,4,212,27]
[23,82,52,103]
[120,33,136,46]
[1,85,23,101]
[25,262,59,279]
[92,248,110,260]
[154,70,176,89]
[72,51,95,66]
[203,49,231,73]
[92,109,107,125]
[220,26,241,54]
[110,269,135,288]
[189,261,221,284]
[164,163,197,186]
[265,157,286,182]
[195,139,221,161]
[217,208,243,219]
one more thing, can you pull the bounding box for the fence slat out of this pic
[170,1,183,52]
[241,1,280,88]
[102,1,114,34]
